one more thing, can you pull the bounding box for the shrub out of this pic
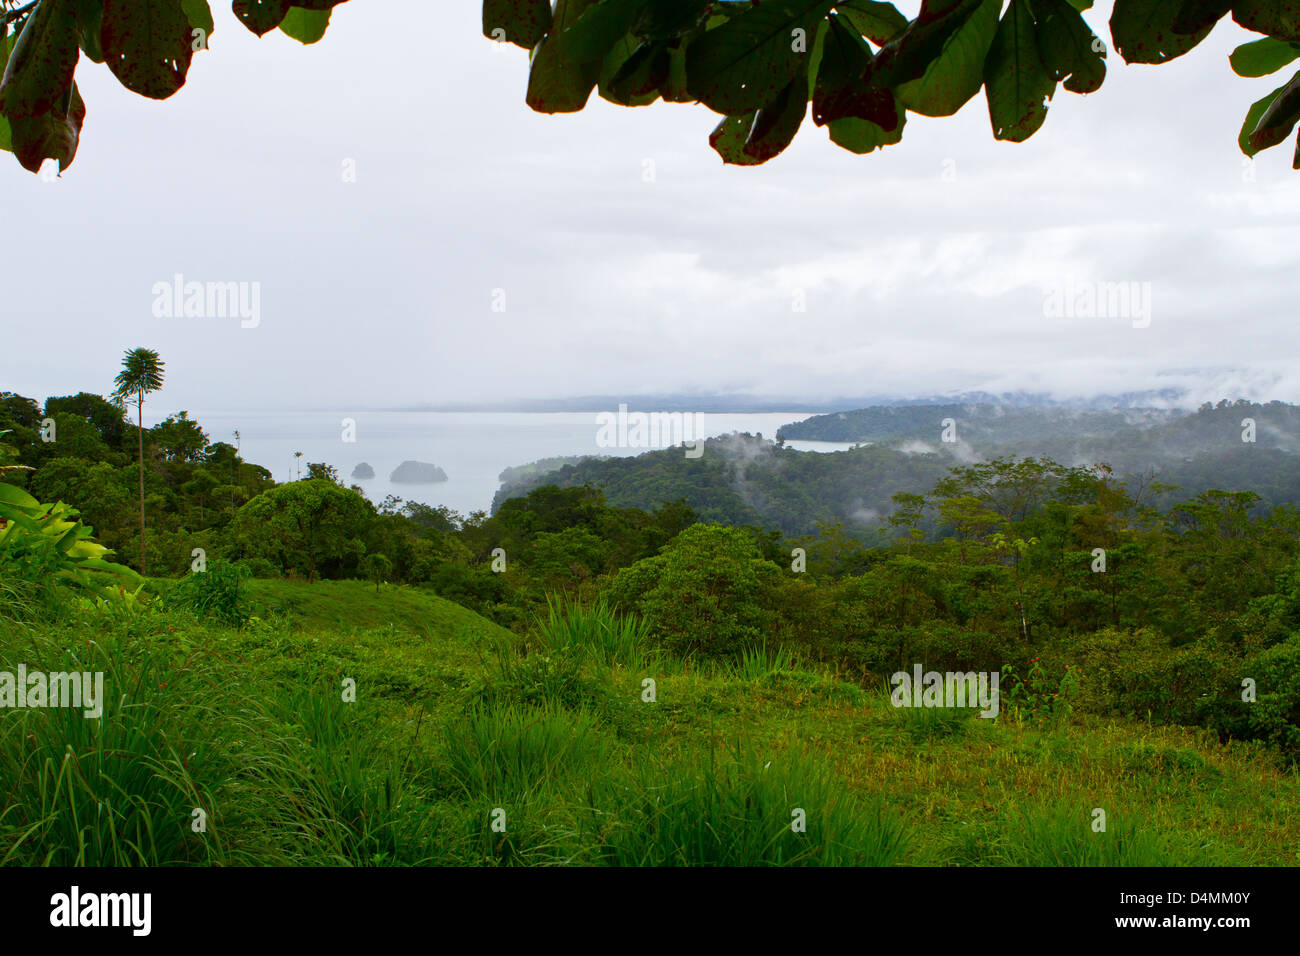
[605,524,779,660]
[1244,633,1300,760]
[167,559,251,627]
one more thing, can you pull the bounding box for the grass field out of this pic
[1,578,1295,866]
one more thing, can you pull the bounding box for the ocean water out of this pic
[187,410,842,516]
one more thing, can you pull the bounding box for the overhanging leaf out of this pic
[868,0,985,88]
[482,0,553,49]
[1109,0,1222,64]
[744,75,809,161]
[984,0,1055,142]
[101,0,195,100]
[233,0,290,36]
[73,0,105,63]
[709,111,764,165]
[1032,0,1105,94]
[8,80,85,172]
[1231,36,1300,76]
[687,0,836,115]
[1234,0,1300,41]
[1170,0,1231,35]
[1243,68,1300,154]
[814,12,896,128]
[279,7,331,44]
[526,0,604,113]
[896,0,1000,117]
[0,0,79,119]
[828,104,905,152]
[833,0,909,45]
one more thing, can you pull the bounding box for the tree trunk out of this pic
[137,395,146,576]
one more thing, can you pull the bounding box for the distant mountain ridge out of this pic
[390,387,1197,415]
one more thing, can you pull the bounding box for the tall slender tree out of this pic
[111,348,165,575]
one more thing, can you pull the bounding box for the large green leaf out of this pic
[709,77,809,164]
[708,112,764,165]
[833,0,909,44]
[1032,0,1105,94]
[744,75,809,161]
[1242,68,1300,154]
[1231,36,1300,76]
[1171,0,1232,35]
[868,0,985,88]
[1109,0,1223,64]
[233,0,344,37]
[482,0,553,49]
[7,80,85,172]
[1234,0,1300,41]
[72,0,105,63]
[828,106,906,152]
[896,0,1000,117]
[600,38,666,106]
[279,8,331,44]
[233,0,290,35]
[687,0,836,115]
[813,13,897,127]
[182,0,216,34]
[561,0,649,64]
[101,0,195,100]
[526,0,605,113]
[0,482,41,512]
[984,0,1055,141]
[0,0,79,119]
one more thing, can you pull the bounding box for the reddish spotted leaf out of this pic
[101,0,194,100]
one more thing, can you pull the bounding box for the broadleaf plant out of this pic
[6,1,1300,173]
[480,0,1300,170]
[0,0,348,173]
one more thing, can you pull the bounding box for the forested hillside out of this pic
[497,401,1300,536]
[5,378,1300,868]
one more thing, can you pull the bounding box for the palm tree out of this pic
[294,450,303,480]
[111,348,165,575]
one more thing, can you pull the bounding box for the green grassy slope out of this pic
[2,580,1296,866]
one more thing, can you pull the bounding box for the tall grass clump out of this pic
[986,801,1168,866]
[257,684,437,865]
[534,594,655,671]
[0,633,259,865]
[724,642,801,682]
[443,700,610,801]
[593,741,911,866]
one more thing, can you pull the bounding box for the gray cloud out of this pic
[2,2,1297,416]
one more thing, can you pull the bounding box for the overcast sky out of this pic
[2,0,1298,415]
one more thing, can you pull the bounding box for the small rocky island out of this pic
[351,462,375,480]
[389,460,448,483]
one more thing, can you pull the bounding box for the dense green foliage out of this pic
[2,579,1296,866]
[0,0,349,173]
[489,0,1300,169]
[5,373,1300,866]
[500,402,1300,534]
